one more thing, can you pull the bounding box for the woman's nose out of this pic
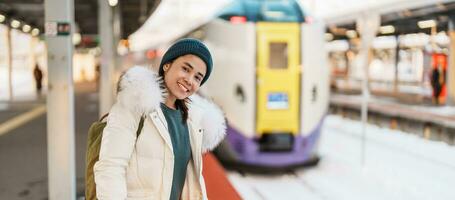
[184,76,192,86]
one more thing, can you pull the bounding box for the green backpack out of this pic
[85,113,145,200]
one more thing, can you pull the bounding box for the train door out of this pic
[256,22,300,139]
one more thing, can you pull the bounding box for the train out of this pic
[123,0,330,171]
[197,0,330,170]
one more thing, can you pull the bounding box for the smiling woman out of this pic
[93,38,226,200]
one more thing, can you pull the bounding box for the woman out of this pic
[94,38,226,200]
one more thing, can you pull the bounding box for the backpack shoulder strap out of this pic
[100,113,145,138]
[99,113,109,122]
[136,115,146,138]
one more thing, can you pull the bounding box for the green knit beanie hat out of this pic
[159,38,213,85]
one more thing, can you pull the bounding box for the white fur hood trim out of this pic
[117,66,226,152]
[117,66,163,115]
[189,94,227,153]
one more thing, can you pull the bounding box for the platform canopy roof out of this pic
[0,0,160,39]
[300,0,455,24]
[298,0,455,40]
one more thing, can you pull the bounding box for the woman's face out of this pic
[163,54,207,100]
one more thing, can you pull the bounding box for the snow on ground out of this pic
[227,115,455,200]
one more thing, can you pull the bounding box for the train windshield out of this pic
[218,0,305,23]
[261,1,303,22]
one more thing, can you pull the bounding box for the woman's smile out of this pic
[177,82,189,93]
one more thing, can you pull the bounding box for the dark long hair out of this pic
[175,98,189,123]
[160,62,190,123]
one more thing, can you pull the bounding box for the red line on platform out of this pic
[203,153,242,200]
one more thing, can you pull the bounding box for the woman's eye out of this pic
[182,66,189,72]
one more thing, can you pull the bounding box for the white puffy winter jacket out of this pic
[93,66,226,200]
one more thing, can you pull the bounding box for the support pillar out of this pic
[356,12,380,166]
[113,3,123,75]
[6,24,13,101]
[44,0,76,199]
[98,0,117,116]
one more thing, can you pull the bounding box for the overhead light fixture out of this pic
[11,19,21,29]
[346,30,357,38]
[31,28,40,36]
[22,24,31,33]
[0,14,5,23]
[418,19,436,29]
[108,0,118,6]
[73,33,81,45]
[325,33,334,41]
[380,25,395,34]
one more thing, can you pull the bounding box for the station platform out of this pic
[203,153,242,200]
[0,81,241,200]
[330,93,455,144]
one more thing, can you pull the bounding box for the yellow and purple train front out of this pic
[203,0,329,170]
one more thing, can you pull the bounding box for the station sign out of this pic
[45,22,71,36]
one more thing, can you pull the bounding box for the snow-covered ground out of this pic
[227,115,455,200]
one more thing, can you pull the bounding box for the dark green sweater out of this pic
[160,103,191,200]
